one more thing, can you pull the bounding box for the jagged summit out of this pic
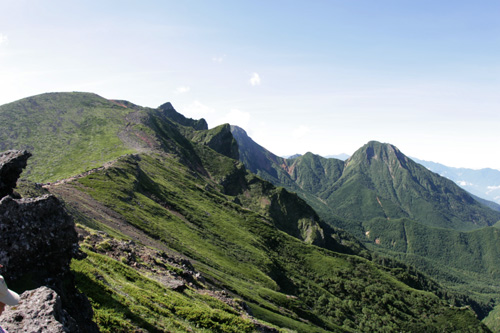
[158,102,208,130]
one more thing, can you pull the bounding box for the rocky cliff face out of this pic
[0,150,31,199]
[0,194,78,283]
[0,150,97,332]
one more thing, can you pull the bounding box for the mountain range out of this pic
[412,157,500,207]
[0,92,498,331]
[231,125,500,323]
[289,154,500,208]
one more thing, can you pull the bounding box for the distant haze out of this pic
[324,154,350,161]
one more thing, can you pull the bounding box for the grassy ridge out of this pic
[0,92,136,182]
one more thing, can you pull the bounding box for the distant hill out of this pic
[413,157,500,206]
[325,153,350,160]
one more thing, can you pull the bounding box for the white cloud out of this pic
[183,100,215,118]
[0,33,8,45]
[486,185,500,194]
[212,55,226,63]
[217,108,251,128]
[249,72,261,86]
[456,180,472,186]
[174,86,191,94]
[293,125,311,139]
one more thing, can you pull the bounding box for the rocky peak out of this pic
[346,141,411,172]
[158,102,208,130]
[204,124,240,160]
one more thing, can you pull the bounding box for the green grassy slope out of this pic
[360,218,500,308]
[68,151,487,332]
[0,92,137,181]
[72,238,257,333]
[284,152,344,196]
[484,304,500,332]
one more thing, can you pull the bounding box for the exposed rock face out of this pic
[0,194,78,282]
[0,150,31,199]
[0,150,97,332]
[0,286,77,333]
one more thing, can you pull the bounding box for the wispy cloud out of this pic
[0,33,8,45]
[486,185,500,194]
[249,72,261,86]
[217,108,251,128]
[183,100,215,118]
[174,86,191,94]
[212,55,226,63]
[293,125,311,139]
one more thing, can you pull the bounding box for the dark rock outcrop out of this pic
[0,150,97,332]
[0,194,78,282]
[0,286,77,333]
[0,150,31,199]
[159,102,208,130]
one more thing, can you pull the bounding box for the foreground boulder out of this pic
[0,286,77,333]
[0,194,78,282]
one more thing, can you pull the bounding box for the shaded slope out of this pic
[230,125,290,185]
[189,124,240,160]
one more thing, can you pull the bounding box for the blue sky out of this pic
[1,1,499,170]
